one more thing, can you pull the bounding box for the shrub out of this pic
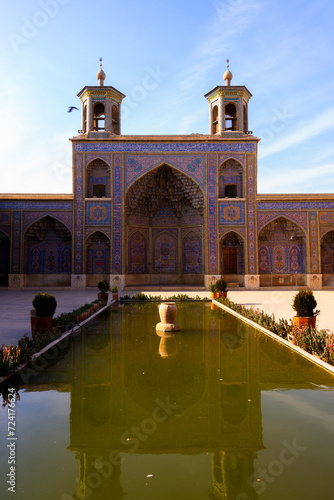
[32,293,57,318]
[111,286,118,293]
[98,279,110,292]
[215,279,228,292]
[292,289,319,317]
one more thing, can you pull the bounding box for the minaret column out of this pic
[86,94,93,132]
[218,93,224,134]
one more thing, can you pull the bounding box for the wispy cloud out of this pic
[259,107,334,159]
[178,0,263,95]
[259,162,334,193]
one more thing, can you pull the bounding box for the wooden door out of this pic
[222,247,237,274]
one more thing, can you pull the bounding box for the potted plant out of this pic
[111,286,119,301]
[215,278,228,298]
[97,279,110,303]
[31,293,57,337]
[209,283,218,299]
[292,289,319,328]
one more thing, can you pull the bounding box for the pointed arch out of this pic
[86,231,110,275]
[125,162,205,206]
[24,216,72,274]
[258,216,306,274]
[153,230,177,273]
[86,158,111,198]
[321,229,334,274]
[212,105,219,134]
[93,102,105,131]
[0,231,10,286]
[125,164,204,284]
[125,163,204,218]
[219,158,243,198]
[220,231,244,275]
[182,230,202,274]
[128,230,148,274]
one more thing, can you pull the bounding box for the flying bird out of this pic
[68,106,79,113]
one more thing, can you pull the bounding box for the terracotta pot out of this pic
[112,293,119,301]
[219,292,227,298]
[31,316,53,337]
[98,292,109,303]
[292,316,316,328]
[159,302,178,324]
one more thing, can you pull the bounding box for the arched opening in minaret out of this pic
[112,104,120,134]
[125,164,204,285]
[225,102,237,131]
[24,216,72,285]
[0,231,10,286]
[93,102,105,131]
[212,105,218,134]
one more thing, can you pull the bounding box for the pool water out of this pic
[1,302,334,500]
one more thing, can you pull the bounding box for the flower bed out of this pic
[0,299,106,377]
[216,296,334,367]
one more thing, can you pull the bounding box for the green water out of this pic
[1,302,334,500]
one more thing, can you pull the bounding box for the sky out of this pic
[0,0,334,194]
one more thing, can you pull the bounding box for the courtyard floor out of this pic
[0,288,333,346]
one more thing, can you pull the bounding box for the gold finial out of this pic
[96,57,106,86]
[223,59,233,86]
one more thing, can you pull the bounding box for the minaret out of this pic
[204,60,252,135]
[77,58,126,136]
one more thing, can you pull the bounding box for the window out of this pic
[93,184,106,198]
[212,105,218,134]
[225,184,237,198]
[225,103,237,131]
[93,103,105,131]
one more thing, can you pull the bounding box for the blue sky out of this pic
[0,0,334,194]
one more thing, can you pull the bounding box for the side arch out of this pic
[128,231,148,274]
[86,231,111,275]
[182,230,202,274]
[258,216,306,274]
[24,216,72,284]
[0,231,10,286]
[321,229,334,274]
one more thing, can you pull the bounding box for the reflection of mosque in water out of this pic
[58,304,330,499]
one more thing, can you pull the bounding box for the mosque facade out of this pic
[1,62,334,290]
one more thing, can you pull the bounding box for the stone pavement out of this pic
[0,288,333,346]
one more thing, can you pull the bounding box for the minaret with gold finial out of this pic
[77,58,126,135]
[204,59,252,134]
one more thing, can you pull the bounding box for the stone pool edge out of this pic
[212,299,334,376]
[0,300,116,389]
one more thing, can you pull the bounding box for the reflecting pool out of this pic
[1,302,334,500]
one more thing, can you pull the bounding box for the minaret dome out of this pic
[96,58,106,86]
[223,59,233,86]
